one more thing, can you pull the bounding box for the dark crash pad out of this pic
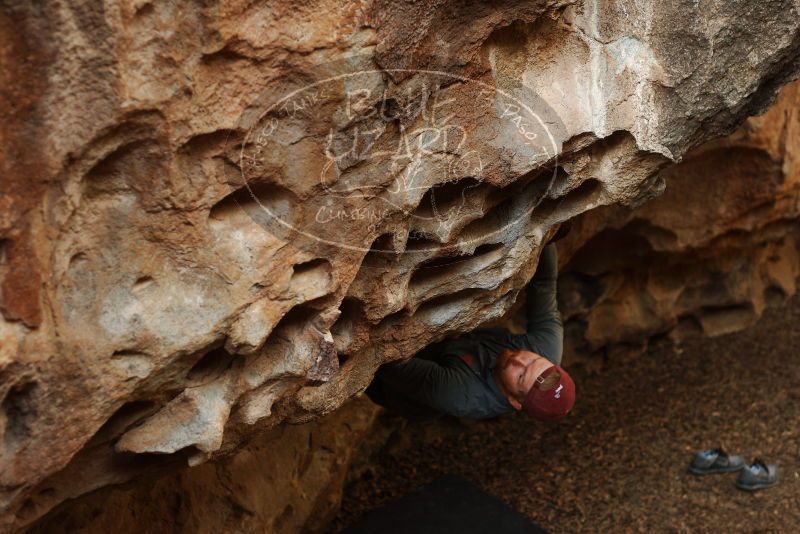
[340,475,548,534]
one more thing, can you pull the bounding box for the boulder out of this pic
[0,0,798,530]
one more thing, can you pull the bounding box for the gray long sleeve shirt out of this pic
[370,244,563,419]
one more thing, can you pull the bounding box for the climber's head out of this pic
[494,348,575,421]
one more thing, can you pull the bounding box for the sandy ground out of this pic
[333,294,800,533]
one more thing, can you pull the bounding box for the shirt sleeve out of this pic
[524,243,564,364]
[374,357,473,417]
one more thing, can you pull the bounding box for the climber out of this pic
[365,240,575,421]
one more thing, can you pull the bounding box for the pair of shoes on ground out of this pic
[689,447,779,491]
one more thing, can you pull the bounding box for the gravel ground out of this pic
[333,294,800,533]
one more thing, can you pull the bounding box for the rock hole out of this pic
[533,178,604,223]
[416,288,482,312]
[548,166,571,196]
[407,243,505,305]
[362,232,410,269]
[291,258,330,277]
[331,297,364,356]
[457,196,516,243]
[207,188,243,223]
[2,381,38,448]
[557,176,603,207]
[408,243,503,307]
[376,97,402,120]
[87,400,158,447]
[208,182,298,232]
[131,275,155,293]
[376,308,409,328]
[414,288,488,323]
[405,231,442,251]
[412,242,503,272]
[111,349,148,358]
[177,129,236,155]
[84,139,164,198]
[186,346,236,386]
[275,302,321,332]
[412,177,489,221]
[200,44,253,65]
[134,1,154,16]
[368,232,397,254]
[67,252,88,269]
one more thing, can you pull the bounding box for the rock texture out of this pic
[557,80,800,367]
[24,79,800,534]
[26,397,378,534]
[1,0,798,531]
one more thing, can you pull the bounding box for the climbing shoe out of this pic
[688,447,745,475]
[736,458,779,491]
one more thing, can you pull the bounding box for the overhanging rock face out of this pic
[557,81,800,365]
[1,0,798,530]
[23,79,800,534]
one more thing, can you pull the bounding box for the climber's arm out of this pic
[524,243,564,364]
[373,357,471,416]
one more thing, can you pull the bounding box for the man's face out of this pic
[495,348,554,410]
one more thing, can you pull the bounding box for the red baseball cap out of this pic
[521,365,575,421]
